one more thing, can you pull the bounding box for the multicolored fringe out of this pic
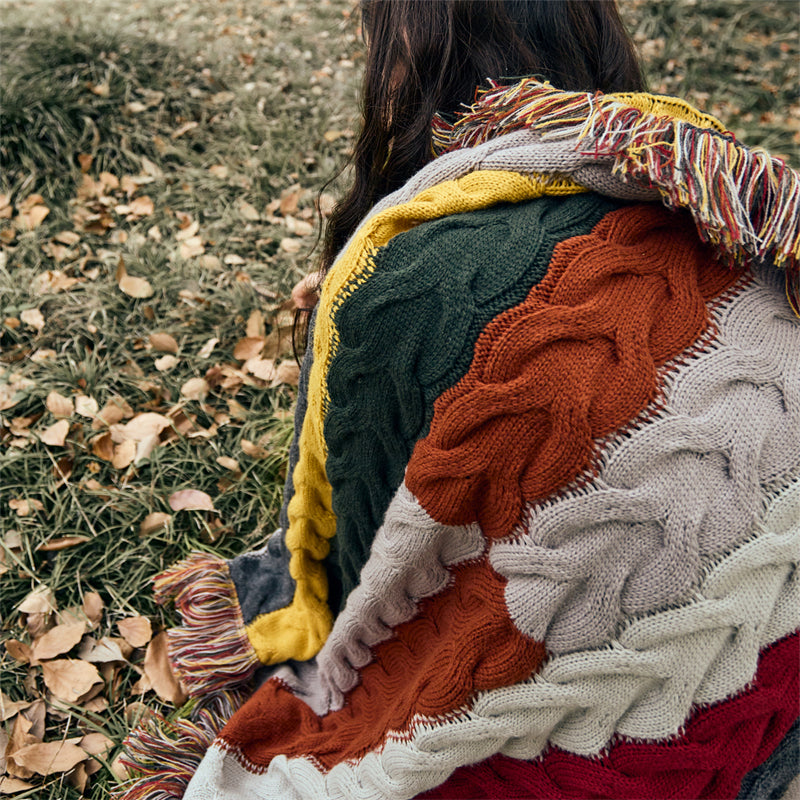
[432,79,800,312]
[154,553,259,695]
[116,689,247,800]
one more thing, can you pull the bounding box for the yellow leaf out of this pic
[143,632,187,704]
[40,659,101,703]
[39,419,70,446]
[31,622,86,661]
[117,617,152,648]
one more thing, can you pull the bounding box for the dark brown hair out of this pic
[319,0,644,275]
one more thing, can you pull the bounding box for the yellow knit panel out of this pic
[244,170,588,664]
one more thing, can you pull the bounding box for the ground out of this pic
[0,1,797,797]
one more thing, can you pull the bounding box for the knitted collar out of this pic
[432,78,799,314]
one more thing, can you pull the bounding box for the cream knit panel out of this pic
[493,269,800,653]
[185,476,799,800]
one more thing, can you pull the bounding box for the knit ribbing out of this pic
[323,193,618,610]
[405,203,739,534]
[493,267,800,652]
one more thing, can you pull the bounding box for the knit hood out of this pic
[432,79,799,313]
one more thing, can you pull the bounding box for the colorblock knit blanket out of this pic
[120,81,800,800]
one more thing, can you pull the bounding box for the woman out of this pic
[121,2,800,798]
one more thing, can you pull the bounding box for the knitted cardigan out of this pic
[120,80,800,800]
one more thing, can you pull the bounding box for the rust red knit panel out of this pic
[405,205,739,535]
[219,556,545,769]
[419,633,800,800]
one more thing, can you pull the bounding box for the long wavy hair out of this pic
[319,0,644,273]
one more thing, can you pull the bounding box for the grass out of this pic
[0,0,797,797]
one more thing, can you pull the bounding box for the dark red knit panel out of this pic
[419,633,800,800]
[405,205,739,536]
[219,555,545,769]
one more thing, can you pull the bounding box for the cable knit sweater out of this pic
[120,80,800,800]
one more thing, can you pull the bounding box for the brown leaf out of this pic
[81,636,126,663]
[233,336,265,360]
[0,776,36,793]
[154,354,179,372]
[20,308,45,331]
[79,732,113,757]
[139,512,171,536]
[244,357,276,381]
[179,236,205,259]
[31,622,86,660]
[240,439,269,459]
[271,360,300,387]
[246,309,265,338]
[215,456,241,473]
[0,691,32,722]
[90,432,114,461]
[119,273,154,299]
[4,640,33,664]
[36,536,90,553]
[180,377,209,401]
[149,332,179,353]
[39,419,70,446]
[279,184,303,216]
[4,716,37,779]
[19,587,56,615]
[74,396,99,418]
[168,489,215,512]
[171,121,198,139]
[8,498,44,517]
[117,617,152,648]
[279,237,302,254]
[40,660,102,703]
[238,200,260,221]
[113,412,171,442]
[82,592,104,627]
[45,391,74,418]
[143,632,187,705]
[12,739,88,776]
[111,439,136,469]
[19,205,50,230]
[128,196,154,217]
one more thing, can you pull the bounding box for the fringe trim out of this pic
[154,553,259,696]
[432,79,800,312]
[115,689,247,800]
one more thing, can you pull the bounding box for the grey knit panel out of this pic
[316,483,485,707]
[494,268,800,652]
[737,719,800,800]
[228,311,317,625]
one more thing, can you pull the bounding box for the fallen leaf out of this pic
[208,164,228,178]
[154,354,178,372]
[4,640,33,664]
[82,592,104,627]
[46,391,74,418]
[285,216,314,236]
[40,659,101,703]
[112,439,136,469]
[168,489,215,512]
[271,360,301,386]
[20,308,45,331]
[238,200,260,221]
[0,692,32,722]
[81,636,126,663]
[125,100,147,114]
[11,739,88,776]
[114,412,171,442]
[244,356,276,381]
[19,587,56,614]
[197,337,218,359]
[119,274,154,299]
[240,438,269,458]
[36,536,90,552]
[233,336,265,360]
[279,237,301,254]
[117,617,152,648]
[8,498,44,517]
[149,332,179,353]
[179,236,205,258]
[0,776,35,793]
[39,419,70,446]
[31,622,86,661]
[19,205,50,230]
[90,432,114,461]
[171,121,198,139]
[216,456,241,473]
[129,196,154,217]
[180,377,209,401]
[74,395,99,418]
[79,732,113,757]
[279,184,303,216]
[143,632,187,704]
[139,512,171,536]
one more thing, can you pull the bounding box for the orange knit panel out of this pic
[220,555,545,769]
[405,205,739,535]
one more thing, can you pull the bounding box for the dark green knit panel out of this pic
[323,193,620,612]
